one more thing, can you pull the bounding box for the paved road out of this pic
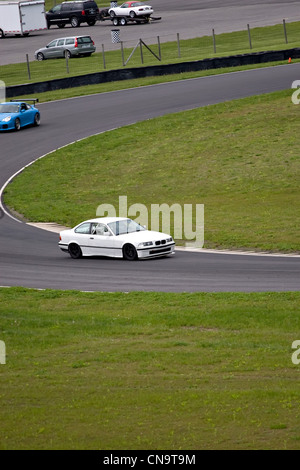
[0,0,299,65]
[1,64,300,292]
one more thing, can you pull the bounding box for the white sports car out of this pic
[108,1,153,19]
[59,217,175,260]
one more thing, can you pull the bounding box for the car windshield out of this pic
[78,36,92,43]
[0,104,19,113]
[108,219,146,236]
[123,2,143,5]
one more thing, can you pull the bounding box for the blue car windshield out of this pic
[0,104,19,113]
[108,219,146,236]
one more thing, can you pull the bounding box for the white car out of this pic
[59,217,175,260]
[108,1,153,19]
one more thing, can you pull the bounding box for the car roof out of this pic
[79,217,131,224]
[62,1,95,3]
[1,101,21,105]
[52,35,92,40]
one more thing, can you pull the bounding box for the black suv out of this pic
[46,1,99,28]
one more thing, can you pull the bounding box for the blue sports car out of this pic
[0,99,40,131]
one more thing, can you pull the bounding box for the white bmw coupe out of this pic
[59,217,175,260]
[108,1,153,19]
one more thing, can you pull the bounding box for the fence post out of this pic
[121,41,125,66]
[26,54,31,80]
[283,19,288,44]
[177,33,181,58]
[102,44,106,69]
[157,35,161,60]
[247,24,252,49]
[65,54,69,73]
[212,29,216,53]
[139,38,144,64]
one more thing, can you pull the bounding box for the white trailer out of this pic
[0,1,47,38]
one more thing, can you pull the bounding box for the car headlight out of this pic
[166,237,173,243]
[2,116,11,122]
[138,241,153,247]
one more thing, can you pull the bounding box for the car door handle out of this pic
[90,237,94,239]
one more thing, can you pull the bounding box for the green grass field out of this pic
[4,88,300,252]
[1,20,299,86]
[1,288,300,450]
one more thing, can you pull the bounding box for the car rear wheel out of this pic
[34,113,40,126]
[14,118,21,131]
[68,243,82,259]
[71,16,79,27]
[64,49,71,59]
[123,244,137,261]
[36,52,44,61]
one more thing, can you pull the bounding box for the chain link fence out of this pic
[1,18,300,86]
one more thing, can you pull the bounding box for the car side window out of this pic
[57,39,65,46]
[48,40,57,48]
[51,5,61,12]
[65,38,75,45]
[61,4,71,11]
[93,223,110,236]
[75,223,91,234]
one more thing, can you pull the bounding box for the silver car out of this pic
[35,35,96,60]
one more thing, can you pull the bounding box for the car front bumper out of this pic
[0,121,17,131]
[137,243,175,259]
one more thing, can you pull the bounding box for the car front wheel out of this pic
[123,244,137,261]
[36,52,44,61]
[129,10,136,18]
[14,118,21,131]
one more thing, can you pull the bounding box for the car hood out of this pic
[116,230,172,243]
[0,113,15,119]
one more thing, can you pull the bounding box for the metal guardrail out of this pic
[6,47,300,98]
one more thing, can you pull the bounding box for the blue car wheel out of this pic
[34,113,41,126]
[15,118,21,131]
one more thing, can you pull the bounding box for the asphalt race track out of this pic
[1,63,300,292]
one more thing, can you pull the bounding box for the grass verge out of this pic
[4,88,300,252]
[1,21,300,86]
[1,288,300,450]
